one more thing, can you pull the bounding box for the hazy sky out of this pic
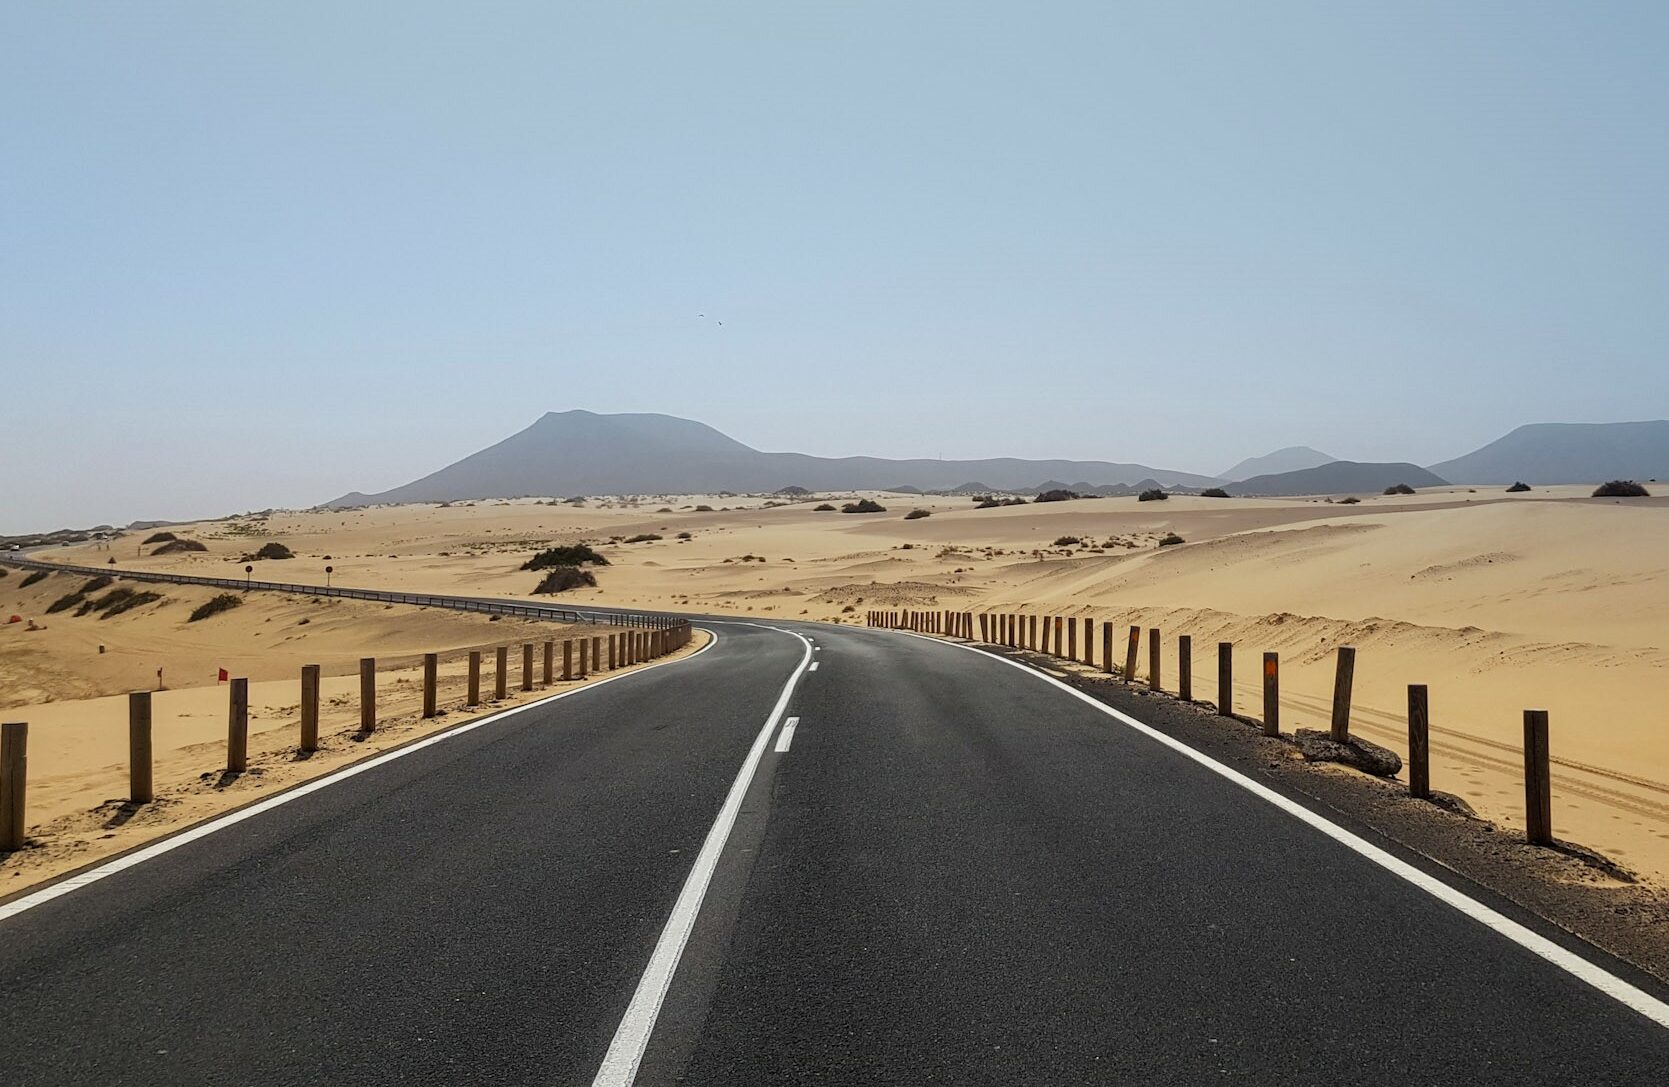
[5,2,1667,532]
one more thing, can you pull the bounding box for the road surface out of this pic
[3,616,1667,1084]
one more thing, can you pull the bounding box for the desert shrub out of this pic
[47,591,86,614]
[81,575,113,595]
[142,531,177,545]
[20,570,48,588]
[777,485,810,496]
[975,498,1000,509]
[694,504,715,512]
[153,539,208,554]
[1053,535,1081,546]
[813,503,837,512]
[189,593,244,622]
[1383,483,1416,496]
[1138,488,1168,502]
[623,533,663,543]
[903,509,931,520]
[1338,496,1361,504]
[92,588,162,618]
[1506,481,1532,493]
[0,568,7,579]
[247,542,294,560]
[841,499,886,514]
[676,531,692,540]
[532,566,597,593]
[1034,489,1081,503]
[522,544,609,570]
[1200,488,1230,499]
[1593,480,1650,498]
[1158,533,1185,547]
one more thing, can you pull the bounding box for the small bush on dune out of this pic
[90,588,163,618]
[154,539,208,555]
[532,566,597,594]
[46,592,85,614]
[676,531,692,540]
[1200,488,1230,499]
[1053,535,1081,546]
[523,544,609,570]
[189,593,243,622]
[245,542,294,560]
[1506,481,1532,493]
[1593,480,1650,498]
[20,570,48,588]
[623,533,663,543]
[813,503,837,512]
[1138,489,1168,502]
[1158,533,1185,547]
[975,498,1000,509]
[1034,489,1081,503]
[1338,496,1361,505]
[142,531,177,545]
[694,505,715,512]
[0,568,8,579]
[903,509,931,520]
[1383,483,1416,496]
[81,575,113,595]
[841,499,886,514]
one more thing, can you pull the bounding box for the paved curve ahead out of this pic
[2,617,1667,1084]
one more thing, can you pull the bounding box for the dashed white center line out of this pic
[809,661,820,672]
[775,716,800,752]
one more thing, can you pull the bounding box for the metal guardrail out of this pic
[0,555,674,630]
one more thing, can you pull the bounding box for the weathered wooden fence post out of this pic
[228,677,250,770]
[1408,685,1430,799]
[1330,646,1356,742]
[360,658,377,731]
[592,636,603,675]
[1148,628,1161,691]
[494,646,508,700]
[1067,617,1077,661]
[1102,623,1114,674]
[422,653,438,718]
[1218,643,1232,717]
[1262,653,1279,736]
[1524,709,1552,845]
[301,664,320,750]
[1124,625,1141,682]
[562,640,573,681]
[129,692,154,804]
[608,634,618,670]
[0,722,25,851]
[1029,615,1038,650]
[468,650,482,705]
[1178,635,1192,702]
[522,643,534,691]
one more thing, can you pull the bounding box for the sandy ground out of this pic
[30,481,1669,884]
[0,561,706,893]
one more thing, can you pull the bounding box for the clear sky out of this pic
[4,2,1666,532]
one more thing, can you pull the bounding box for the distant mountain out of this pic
[1427,421,1669,484]
[1227,461,1447,497]
[1219,446,1335,482]
[326,410,1224,506]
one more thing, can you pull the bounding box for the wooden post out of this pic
[494,646,508,700]
[562,640,573,681]
[417,653,436,718]
[522,643,534,691]
[1082,619,1093,665]
[1067,618,1077,661]
[578,637,588,678]
[1178,635,1192,702]
[1408,685,1430,800]
[980,613,989,641]
[127,692,154,804]
[1218,643,1233,717]
[301,664,320,750]
[1524,709,1552,845]
[1148,628,1161,691]
[360,657,376,732]
[1102,623,1114,674]
[592,637,603,676]
[1124,625,1140,682]
[1028,615,1037,650]
[1330,646,1356,742]
[1262,653,1279,736]
[228,677,249,771]
[0,722,24,851]
[608,634,618,670]
[543,640,554,686]
[1054,616,1064,656]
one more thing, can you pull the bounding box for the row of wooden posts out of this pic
[0,619,693,852]
[868,608,1556,847]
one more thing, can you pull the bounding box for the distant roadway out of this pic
[3,612,1668,1084]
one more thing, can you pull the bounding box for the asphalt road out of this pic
[3,616,1667,1084]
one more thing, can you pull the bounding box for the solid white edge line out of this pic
[0,630,720,924]
[591,625,814,1086]
[775,716,801,754]
[891,629,1669,1031]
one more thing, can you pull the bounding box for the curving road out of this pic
[2,615,1668,1084]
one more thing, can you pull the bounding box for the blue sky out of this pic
[4,2,1666,531]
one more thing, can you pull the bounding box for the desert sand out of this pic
[21,482,1669,885]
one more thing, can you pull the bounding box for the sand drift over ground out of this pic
[27,482,1669,884]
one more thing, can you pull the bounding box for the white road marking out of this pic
[775,716,801,753]
[0,631,720,924]
[591,626,814,1086]
[900,631,1669,1031]
[809,661,820,671]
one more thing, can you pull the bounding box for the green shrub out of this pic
[20,570,48,588]
[1383,483,1416,496]
[189,593,244,622]
[1593,480,1650,498]
[841,499,886,514]
[245,542,294,560]
[903,509,931,520]
[1034,489,1081,503]
[93,588,163,618]
[694,504,715,512]
[142,531,177,545]
[813,503,837,512]
[47,591,86,614]
[1200,487,1230,499]
[1053,535,1081,546]
[1138,489,1168,502]
[975,498,1000,508]
[1158,533,1185,547]
[80,575,114,595]
[623,533,663,543]
[1338,496,1361,505]
[522,544,609,570]
[676,531,692,540]
[532,566,597,593]
[1506,481,1532,493]
[0,568,7,579]
[154,539,208,554]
